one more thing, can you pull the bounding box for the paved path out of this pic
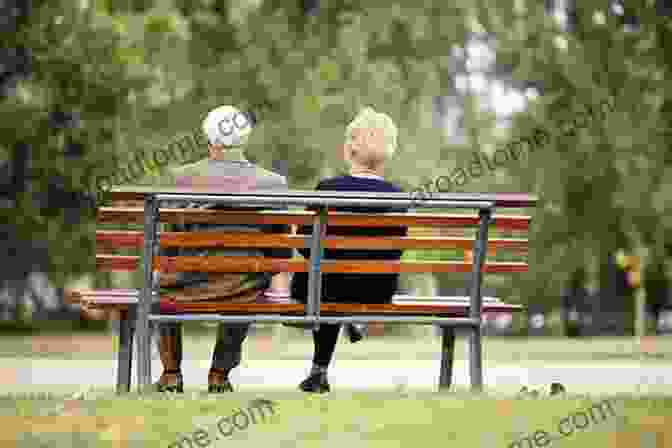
[5,358,672,395]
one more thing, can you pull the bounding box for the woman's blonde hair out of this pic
[344,107,398,169]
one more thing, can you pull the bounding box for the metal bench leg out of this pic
[439,326,456,391]
[468,207,491,393]
[116,309,135,394]
[307,206,327,332]
[137,195,159,392]
[468,322,483,392]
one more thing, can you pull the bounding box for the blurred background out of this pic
[1,0,671,341]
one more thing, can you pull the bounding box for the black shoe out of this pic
[154,370,184,393]
[299,372,330,393]
[346,323,366,343]
[549,382,566,396]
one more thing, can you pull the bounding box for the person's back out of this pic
[161,156,289,302]
[154,105,291,394]
[291,175,407,303]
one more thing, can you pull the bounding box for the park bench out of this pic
[67,187,536,394]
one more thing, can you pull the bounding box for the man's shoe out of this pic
[208,368,234,393]
[299,372,330,394]
[345,323,367,343]
[156,327,183,392]
[208,381,234,393]
[154,370,184,393]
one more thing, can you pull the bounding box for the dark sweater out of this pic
[290,175,408,304]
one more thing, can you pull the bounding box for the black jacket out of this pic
[290,175,407,304]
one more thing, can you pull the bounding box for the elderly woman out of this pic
[291,107,408,393]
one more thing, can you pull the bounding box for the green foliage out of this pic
[169,0,473,187]
[473,0,672,307]
[101,0,156,14]
[1,0,156,288]
[4,0,670,312]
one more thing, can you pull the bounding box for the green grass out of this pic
[4,331,672,363]
[4,391,670,447]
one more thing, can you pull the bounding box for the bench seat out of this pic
[68,288,522,315]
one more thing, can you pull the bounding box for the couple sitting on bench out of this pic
[155,104,407,394]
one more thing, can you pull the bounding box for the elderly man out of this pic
[154,105,291,393]
[290,107,408,393]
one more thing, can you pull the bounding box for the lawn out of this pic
[5,391,671,447]
[4,330,671,446]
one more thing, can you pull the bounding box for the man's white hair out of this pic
[202,105,252,147]
[344,107,398,168]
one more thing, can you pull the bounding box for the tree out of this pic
[0,0,155,309]
[474,0,672,332]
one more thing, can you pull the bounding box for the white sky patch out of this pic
[466,40,495,72]
[455,74,469,93]
[469,73,488,93]
[490,81,527,116]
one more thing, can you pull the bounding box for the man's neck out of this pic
[208,147,249,163]
[350,165,383,177]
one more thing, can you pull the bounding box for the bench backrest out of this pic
[95,206,530,275]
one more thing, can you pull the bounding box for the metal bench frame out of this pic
[125,190,502,394]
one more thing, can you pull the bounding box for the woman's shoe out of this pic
[299,372,330,393]
[208,368,234,393]
[154,369,184,393]
[549,382,566,396]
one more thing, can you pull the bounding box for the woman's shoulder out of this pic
[315,175,349,188]
[316,175,404,192]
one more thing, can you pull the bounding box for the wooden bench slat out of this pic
[82,296,140,306]
[94,255,528,273]
[70,289,508,304]
[72,293,522,315]
[96,230,529,252]
[167,301,522,315]
[98,208,531,230]
[151,256,527,274]
[78,300,522,314]
[96,255,140,271]
[71,288,139,296]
